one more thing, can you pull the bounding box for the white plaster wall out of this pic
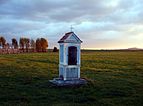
[59,42,81,80]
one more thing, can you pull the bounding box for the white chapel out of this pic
[58,31,82,80]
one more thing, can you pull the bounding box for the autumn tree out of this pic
[36,38,41,52]
[19,37,30,52]
[12,38,18,49]
[36,38,48,52]
[41,38,48,52]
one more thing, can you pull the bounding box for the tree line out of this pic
[0,36,48,54]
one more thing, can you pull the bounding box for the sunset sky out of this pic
[0,0,143,49]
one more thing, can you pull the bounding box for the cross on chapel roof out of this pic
[58,32,82,43]
[70,25,74,32]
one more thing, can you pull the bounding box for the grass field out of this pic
[0,51,143,106]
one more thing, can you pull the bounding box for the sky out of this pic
[0,0,143,49]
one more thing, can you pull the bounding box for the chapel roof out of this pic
[58,32,82,43]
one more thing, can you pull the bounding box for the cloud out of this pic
[0,0,143,49]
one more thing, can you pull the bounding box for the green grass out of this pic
[0,51,143,106]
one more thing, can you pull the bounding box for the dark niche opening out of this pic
[68,46,77,65]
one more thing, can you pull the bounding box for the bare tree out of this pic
[19,38,25,52]
[0,36,6,49]
[12,38,18,49]
[0,37,2,49]
[30,39,36,52]
[25,38,30,52]
[53,47,58,52]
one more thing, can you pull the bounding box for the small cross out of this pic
[70,25,74,32]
